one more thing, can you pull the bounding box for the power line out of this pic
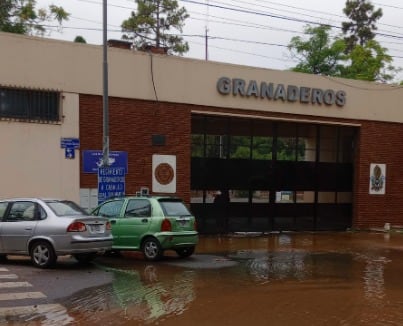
[209,0,342,25]
[77,0,132,10]
[188,39,295,63]
[180,0,403,41]
[187,11,305,35]
[373,2,403,10]
[44,21,403,62]
[70,0,403,37]
[219,0,403,30]
[181,0,333,26]
[33,0,403,78]
[73,0,403,41]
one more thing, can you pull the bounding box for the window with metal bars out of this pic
[0,87,60,122]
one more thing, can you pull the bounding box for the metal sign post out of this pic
[102,0,109,167]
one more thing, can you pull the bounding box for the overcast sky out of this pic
[35,0,403,81]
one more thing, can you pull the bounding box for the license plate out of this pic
[90,224,104,233]
[178,219,188,227]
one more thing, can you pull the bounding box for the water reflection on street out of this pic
[63,261,196,325]
[62,232,403,325]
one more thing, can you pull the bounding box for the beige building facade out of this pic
[1,32,403,232]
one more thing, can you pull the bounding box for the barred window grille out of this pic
[0,87,60,122]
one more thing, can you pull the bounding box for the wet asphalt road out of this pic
[1,232,403,325]
[0,251,234,302]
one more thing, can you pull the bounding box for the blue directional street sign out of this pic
[98,166,126,204]
[61,137,80,149]
[83,150,128,174]
[65,147,75,159]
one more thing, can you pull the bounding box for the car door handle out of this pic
[24,227,33,231]
[141,218,148,223]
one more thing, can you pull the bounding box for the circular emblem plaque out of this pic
[155,163,174,185]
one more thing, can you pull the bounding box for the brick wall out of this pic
[353,121,403,229]
[79,95,403,229]
[79,94,192,203]
[195,107,403,229]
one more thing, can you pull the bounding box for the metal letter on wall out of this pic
[369,163,386,195]
[152,154,176,193]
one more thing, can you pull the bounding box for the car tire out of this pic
[175,246,195,258]
[142,237,162,261]
[30,241,57,268]
[0,254,7,262]
[73,253,97,264]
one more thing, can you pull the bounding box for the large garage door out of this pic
[190,114,357,234]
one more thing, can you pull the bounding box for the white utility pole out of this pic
[102,0,109,166]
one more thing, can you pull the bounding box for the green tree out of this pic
[288,25,346,76]
[342,0,382,53]
[121,0,189,55]
[341,40,395,82]
[341,1,397,82]
[74,36,87,43]
[252,137,272,160]
[288,24,397,82]
[0,0,69,35]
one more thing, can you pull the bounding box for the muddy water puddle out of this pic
[62,232,403,325]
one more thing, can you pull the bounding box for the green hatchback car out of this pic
[91,196,198,261]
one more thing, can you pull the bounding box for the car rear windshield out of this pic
[159,200,192,217]
[46,200,89,217]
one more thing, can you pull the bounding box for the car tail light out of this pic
[161,219,172,232]
[67,221,87,232]
[106,221,112,230]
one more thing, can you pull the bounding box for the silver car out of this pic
[0,198,113,268]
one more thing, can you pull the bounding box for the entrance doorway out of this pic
[190,114,357,234]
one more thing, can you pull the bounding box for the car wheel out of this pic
[0,254,7,262]
[175,246,195,258]
[142,237,162,261]
[30,241,57,268]
[73,253,97,264]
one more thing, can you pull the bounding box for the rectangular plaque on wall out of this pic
[152,154,176,193]
[369,163,386,195]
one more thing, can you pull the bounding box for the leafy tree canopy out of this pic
[0,0,69,35]
[288,25,346,76]
[121,0,189,55]
[340,40,395,82]
[74,35,87,43]
[288,23,399,82]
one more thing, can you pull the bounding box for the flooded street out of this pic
[3,232,403,325]
[55,231,403,326]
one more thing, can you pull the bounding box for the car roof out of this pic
[0,198,66,202]
[106,195,182,201]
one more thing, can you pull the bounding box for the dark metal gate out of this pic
[190,115,356,234]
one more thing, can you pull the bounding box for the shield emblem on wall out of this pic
[369,163,386,195]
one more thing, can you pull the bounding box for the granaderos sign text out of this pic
[217,77,346,107]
